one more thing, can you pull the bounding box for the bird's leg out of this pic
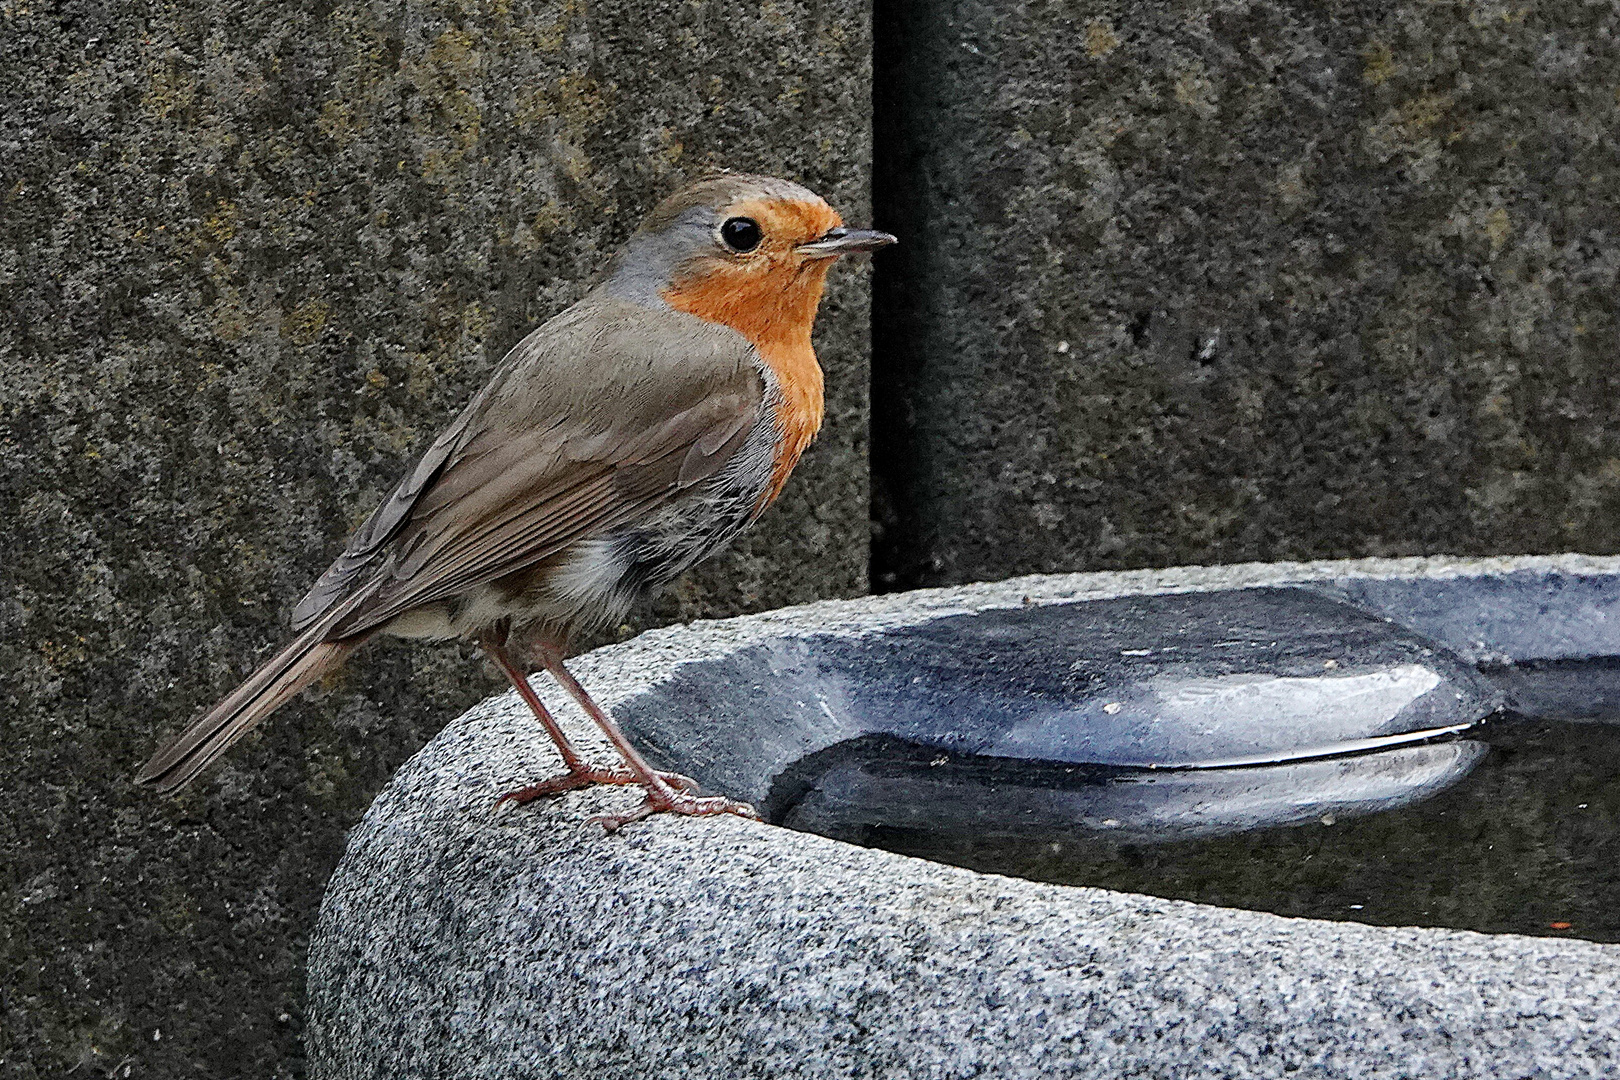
[533,642,760,832]
[480,637,698,806]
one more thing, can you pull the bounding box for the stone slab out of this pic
[872,0,1620,588]
[0,4,871,1076]
[1327,571,1620,666]
[1320,571,1620,720]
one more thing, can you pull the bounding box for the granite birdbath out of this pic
[307,554,1620,1079]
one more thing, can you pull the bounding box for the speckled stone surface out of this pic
[0,4,871,1076]
[307,555,1620,1078]
[871,0,1620,589]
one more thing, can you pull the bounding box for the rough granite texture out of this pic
[872,0,1620,589]
[0,3,871,1076]
[306,555,1620,1079]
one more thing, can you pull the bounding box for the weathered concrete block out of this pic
[0,2,870,1075]
[873,0,1620,588]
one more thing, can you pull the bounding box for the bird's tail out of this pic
[136,625,362,794]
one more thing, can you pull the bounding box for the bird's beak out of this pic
[797,227,898,258]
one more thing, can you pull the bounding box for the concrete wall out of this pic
[0,2,870,1076]
[872,0,1620,589]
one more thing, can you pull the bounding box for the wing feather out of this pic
[293,292,767,640]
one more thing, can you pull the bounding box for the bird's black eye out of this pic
[720,217,762,253]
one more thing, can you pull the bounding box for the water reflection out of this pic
[826,718,1620,944]
[1483,658,1620,723]
[769,733,1487,843]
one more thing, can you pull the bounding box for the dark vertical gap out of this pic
[869,0,932,593]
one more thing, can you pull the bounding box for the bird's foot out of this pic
[586,790,760,834]
[496,765,699,808]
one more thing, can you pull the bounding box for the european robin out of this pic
[138,173,895,830]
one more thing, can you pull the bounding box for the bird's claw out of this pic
[587,792,760,834]
[495,765,700,808]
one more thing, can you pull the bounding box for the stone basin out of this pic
[307,554,1620,1078]
[1325,571,1620,721]
[616,586,1500,843]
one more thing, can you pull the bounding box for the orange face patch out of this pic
[661,195,846,506]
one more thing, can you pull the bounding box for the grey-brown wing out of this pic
[288,403,481,632]
[290,293,765,640]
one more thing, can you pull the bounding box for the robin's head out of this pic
[602,173,895,349]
